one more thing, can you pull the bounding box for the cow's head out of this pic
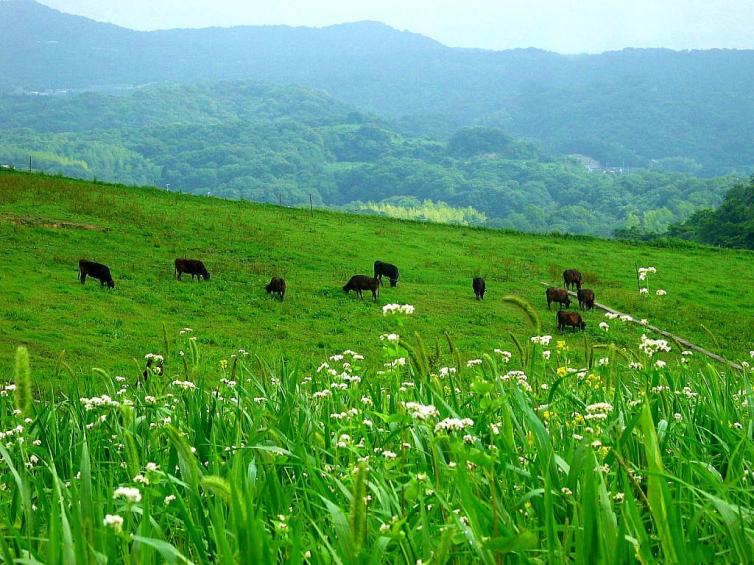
[107,279,115,289]
[202,271,211,280]
[389,278,398,287]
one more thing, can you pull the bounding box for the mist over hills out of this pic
[2,0,753,175]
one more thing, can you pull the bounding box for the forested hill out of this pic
[0,82,735,236]
[2,0,754,175]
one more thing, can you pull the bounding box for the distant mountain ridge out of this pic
[1,0,754,174]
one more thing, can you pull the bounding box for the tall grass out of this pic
[1,314,753,563]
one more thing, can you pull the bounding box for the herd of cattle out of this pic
[77,258,595,331]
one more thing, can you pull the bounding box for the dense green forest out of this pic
[2,0,754,174]
[0,83,736,235]
[664,175,754,249]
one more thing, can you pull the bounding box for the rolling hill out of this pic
[1,169,752,382]
[0,82,736,236]
[2,0,754,174]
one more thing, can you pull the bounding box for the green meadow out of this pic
[2,171,754,562]
[1,170,752,383]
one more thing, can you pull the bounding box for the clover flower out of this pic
[639,334,671,357]
[530,335,552,346]
[80,395,120,411]
[434,417,474,433]
[380,333,400,343]
[494,349,512,363]
[403,402,440,420]
[639,288,649,295]
[103,514,124,532]
[438,367,457,378]
[113,487,141,504]
[599,322,609,331]
[382,304,415,316]
[466,359,482,368]
[656,289,667,296]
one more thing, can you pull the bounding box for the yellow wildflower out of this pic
[556,366,568,377]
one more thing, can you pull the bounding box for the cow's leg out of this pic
[80,272,86,284]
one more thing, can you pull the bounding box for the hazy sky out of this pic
[39,0,754,54]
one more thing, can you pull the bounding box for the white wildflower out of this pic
[403,402,440,420]
[530,335,552,346]
[103,514,124,532]
[435,417,474,433]
[113,487,141,504]
[494,349,512,363]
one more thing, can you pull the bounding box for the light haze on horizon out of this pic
[37,0,754,54]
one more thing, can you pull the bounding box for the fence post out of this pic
[29,155,32,173]
[309,193,313,217]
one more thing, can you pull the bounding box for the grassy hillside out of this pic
[1,170,752,383]
[2,170,754,563]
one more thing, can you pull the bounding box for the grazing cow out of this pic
[265,277,286,300]
[563,269,583,290]
[78,259,115,289]
[175,259,210,281]
[343,275,380,300]
[546,287,571,310]
[374,261,399,287]
[557,311,586,332]
[472,277,486,300]
[577,288,595,310]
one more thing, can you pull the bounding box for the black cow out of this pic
[546,287,571,310]
[472,277,486,300]
[265,277,286,300]
[563,269,583,290]
[343,275,380,300]
[175,259,210,281]
[557,311,586,332]
[79,259,115,289]
[577,288,595,310]
[374,261,399,287]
